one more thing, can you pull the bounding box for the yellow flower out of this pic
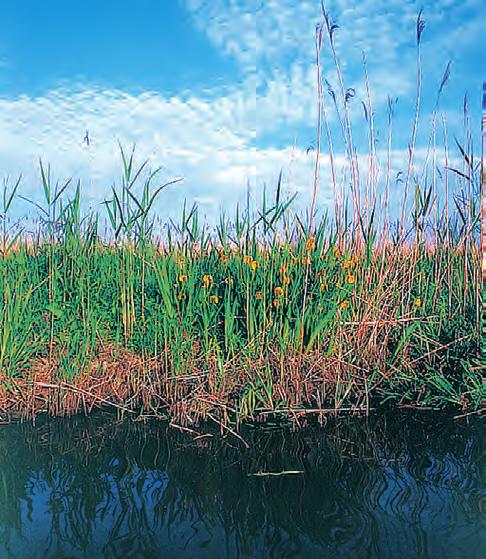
[220,253,229,263]
[179,274,188,283]
[414,298,422,308]
[274,286,284,297]
[306,236,316,252]
[302,255,311,265]
[279,263,287,276]
[255,291,263,300]
[273,298,280,308]
[319,282,327,292]
[333,246,341,259]
[177,292,186,301]
[210,294,219,304]
[346,273,355,284]
[340,300,349,310]
[283,275,291,286]
[243,255,252,264]
[202,274,213,288]
[250,259,259,271]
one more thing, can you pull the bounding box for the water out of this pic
[0,412,483,559]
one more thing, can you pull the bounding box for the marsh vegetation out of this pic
[0,10,482,431]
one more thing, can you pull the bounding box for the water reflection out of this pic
[0,413,484,558]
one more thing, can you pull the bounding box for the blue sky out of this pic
[0,0,484,221]
[0,0,236,96]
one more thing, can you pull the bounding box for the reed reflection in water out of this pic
[0,413,484,558]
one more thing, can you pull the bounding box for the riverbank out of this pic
[0,230,481,427]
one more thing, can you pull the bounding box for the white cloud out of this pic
[181,0,259,70]
[0,85,324,222]
[0,82,469,226]
[183,0,483,115]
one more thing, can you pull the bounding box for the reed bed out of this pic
[0,9,482,428]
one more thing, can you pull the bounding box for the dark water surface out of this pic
[0,412,483,559]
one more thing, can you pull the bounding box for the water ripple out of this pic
[0,412,483,559]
